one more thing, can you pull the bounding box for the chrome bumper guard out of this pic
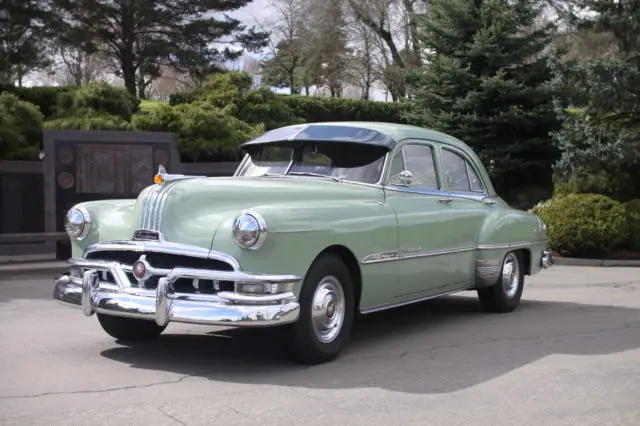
[53,258,302,327]
[541,249,554,269]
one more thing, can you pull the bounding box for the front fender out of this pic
[68,199,137,258]
[210,200,399,308]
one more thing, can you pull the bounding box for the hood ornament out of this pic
[153,165,205,185]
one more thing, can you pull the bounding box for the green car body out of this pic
[54,122,553,364]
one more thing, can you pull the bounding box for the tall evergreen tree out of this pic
[547,0,640,200]
[52,0,269,98]
[575,0,640,64]
[0,0,52,85]
[405,0,561,200]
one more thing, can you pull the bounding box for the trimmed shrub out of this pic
[0,84,74,118]
[169,72,253,107]
[232,89,304,130]
[624,199,640,251]
[534,193,627,257]
[0,92,44,160]
[169,73,302,131]
[58,82,140,121]
[133,102,264,162]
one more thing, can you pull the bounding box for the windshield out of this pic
[237,142,387,184]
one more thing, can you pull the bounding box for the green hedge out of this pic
[0,82,139,121]
[171,91,410,124]
[625,199,640,252]
[277,95,410,124]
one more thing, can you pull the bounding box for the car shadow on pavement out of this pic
[100,294,640,395]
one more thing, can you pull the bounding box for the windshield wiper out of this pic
[287,172,344,182]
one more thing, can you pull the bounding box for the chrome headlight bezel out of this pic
[64,206,91,240]
[232,211,267,250]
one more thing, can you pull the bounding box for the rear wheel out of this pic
[97,314,167,341]
[477,251,524,313]
[286,254,355,365]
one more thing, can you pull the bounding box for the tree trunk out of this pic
[121,2,137,97]
[289,72,298,94]
[122,60,137,97]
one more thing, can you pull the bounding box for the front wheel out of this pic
[286,254,355,365]
[477,250,525,313]
[97,314,167,341]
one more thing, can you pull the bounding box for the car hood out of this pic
[134,176,382,249]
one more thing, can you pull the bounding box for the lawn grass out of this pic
[139,99,167,112]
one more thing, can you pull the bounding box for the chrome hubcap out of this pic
[502,253,520,298]
[311,276,345,343]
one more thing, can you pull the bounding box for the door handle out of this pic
[438,198,453,204]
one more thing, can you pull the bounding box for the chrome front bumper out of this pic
[541,249,554,268]
[53,258,302,327]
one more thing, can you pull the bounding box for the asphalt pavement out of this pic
[1,266,639,425]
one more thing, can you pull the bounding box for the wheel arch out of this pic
[313,245,362,310]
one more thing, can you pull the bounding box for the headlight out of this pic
[232,211,267,249]
[64,206,91,240]
[537,216,547,234]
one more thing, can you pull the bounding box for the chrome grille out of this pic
[83,250,235,293]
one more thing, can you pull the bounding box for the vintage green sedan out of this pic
[53,122,553,364]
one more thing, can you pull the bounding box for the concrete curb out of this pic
[0,261,68,277]
[553,257,640,267]
[0,253,57,265]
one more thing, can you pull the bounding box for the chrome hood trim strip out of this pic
[137,180,189,232]
[82,240,241,271]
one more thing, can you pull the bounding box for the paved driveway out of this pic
[1,266,639,425]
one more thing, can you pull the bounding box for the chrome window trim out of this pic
[465,160,485,193]
[83,240,242,271]
[383,185,488,201]
[440,145,489,197]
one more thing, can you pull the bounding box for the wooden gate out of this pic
[42,130,179,245]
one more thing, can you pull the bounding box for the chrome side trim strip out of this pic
[361,240,548,265]
[360,283,472,314]
[360,251,399,264]
[477,240,547,250]
[83,241,241,271]
[401,246,475,260]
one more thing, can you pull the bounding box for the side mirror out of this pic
[387,170,414,186]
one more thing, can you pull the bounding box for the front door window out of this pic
[387,144,439,190]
